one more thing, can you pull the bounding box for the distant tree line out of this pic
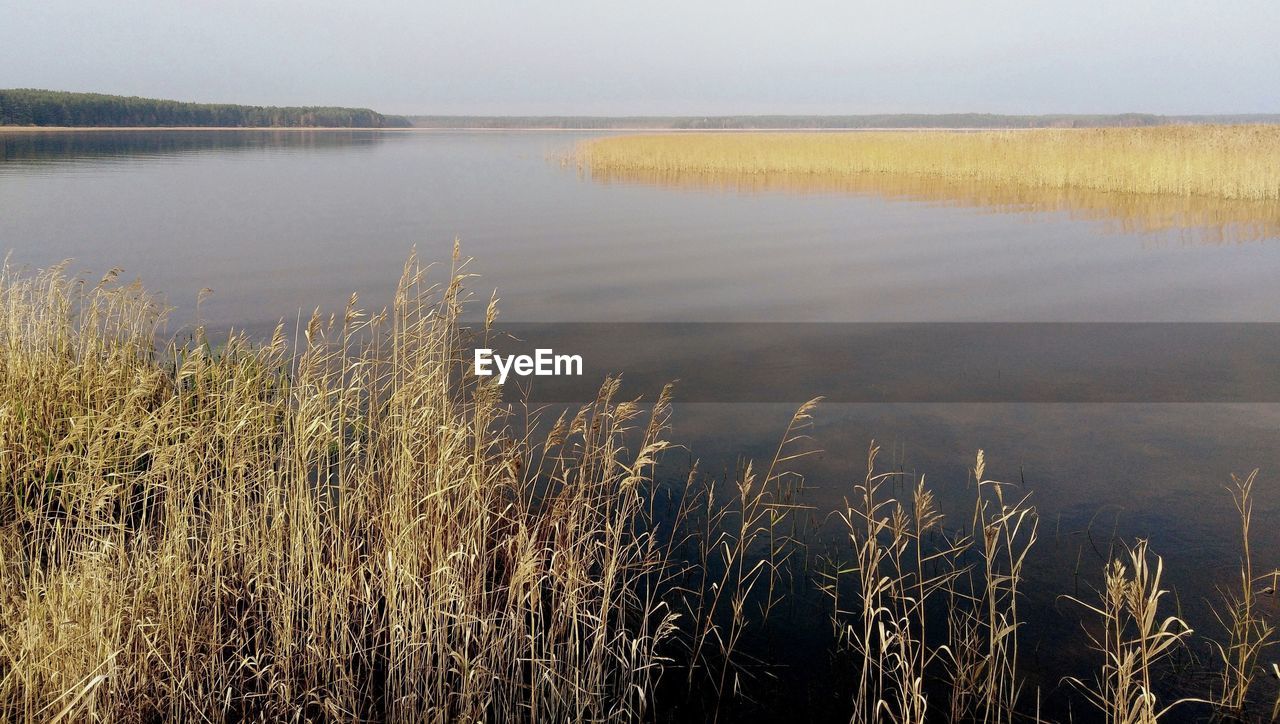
[409,113,1280,130]
[0,89,412,128]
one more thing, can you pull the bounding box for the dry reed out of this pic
[1063,540,1197,723]
[1209,469,1279,719]
[579,126,1280,201]
[0,250,693,722]
[2,252,1277,722]
[826,446,1037,724]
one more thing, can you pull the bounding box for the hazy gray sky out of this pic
[3,0,1277,115]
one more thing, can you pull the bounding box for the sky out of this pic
[2,0,1278,116]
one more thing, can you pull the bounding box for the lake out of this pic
[3,128,1278,719]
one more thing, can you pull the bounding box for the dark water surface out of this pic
[3,129,1279,720]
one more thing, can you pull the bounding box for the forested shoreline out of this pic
[0,89,411,128]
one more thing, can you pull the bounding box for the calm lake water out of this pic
[3,129,1279,719]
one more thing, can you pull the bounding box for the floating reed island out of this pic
[578,126,1280,201]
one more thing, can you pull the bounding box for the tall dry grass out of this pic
[0,249,693,722]
[2,251,1277,721]
[0,249,828,722]
[1209,469,1280,719]
[825,447,1037,724]
[579,126,1280,201]
[1063,540,1197,723]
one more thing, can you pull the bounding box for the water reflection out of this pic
[478,322,1280,403]
[0,129,386,168]
[587,166,1280,245]
[659,400,1280,719]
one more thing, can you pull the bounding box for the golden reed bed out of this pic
[579,126,1280,201]
[1,252,1277,721]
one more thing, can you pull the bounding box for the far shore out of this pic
[0,125,1052,133]
[0,125,411,132]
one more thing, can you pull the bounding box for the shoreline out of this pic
[2,125,1069,133]
[0,125,412,132]
[9,123,1272,135]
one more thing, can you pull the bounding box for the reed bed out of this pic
[1,252,1278,722]
[579,126,1280,201]
[0,251,689,722]
[0,250,824,722]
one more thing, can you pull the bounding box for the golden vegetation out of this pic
[1063,540,1196,723]
[1212,470,1276,718]
[828,446,1038,723]
[0,251,675,721]
[2,253,1278,721]
[579,126,1280,201]
[0,250,823,722]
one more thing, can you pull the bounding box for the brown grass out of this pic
[578,127,1280,201]
[1,252,1277,722]
[826,446,1037,724]
[0,249,697,721]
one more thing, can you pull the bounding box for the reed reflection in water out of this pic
[585,166,1280,245]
